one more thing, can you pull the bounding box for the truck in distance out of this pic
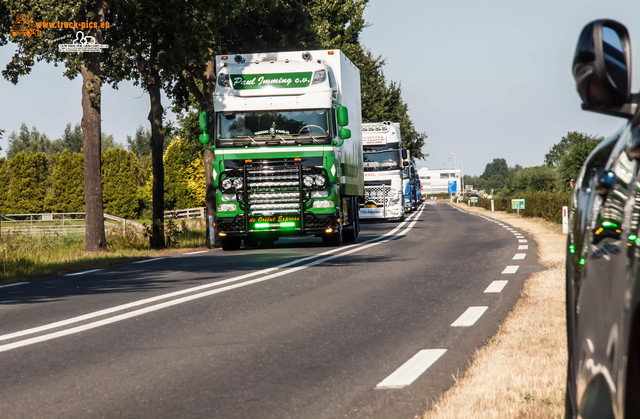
[359,121,406,221]
[198,50,364,250]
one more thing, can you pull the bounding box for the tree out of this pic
[506,165,558,194]
[557,135,602,191]
[2,2,109,251]
[0,158,9,213]
[162,137,205,210]
[102,148,139,218]
[126,125,152,157]
[44,150,85,212]
[6,152,48,214]
[52,123,84,153]
[6,124,53,159]
[545,131,604,167]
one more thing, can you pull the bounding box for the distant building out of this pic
[418,167,462,195]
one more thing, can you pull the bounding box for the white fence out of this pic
[0,212,145,236]
[0,208,206,236]
[164,207,205,220]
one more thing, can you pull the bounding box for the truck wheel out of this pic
[322,224,343,246]
[221,236,241,251]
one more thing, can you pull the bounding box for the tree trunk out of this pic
[147,36,165,250]
[81,0,107,252]
[202,54,219,247]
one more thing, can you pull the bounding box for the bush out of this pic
[44,150,85,212]
[102,148,140,218]
[465,190,571,224]
[6,152,48,214]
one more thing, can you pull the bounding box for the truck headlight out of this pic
[303,175,314,187]
[314,175,326,187]
[218,203,238,212]
[221,178,233,190]
[233,178,243,189]
[221,194,236,202]
[313,200,334,208]
[312,69,326,85]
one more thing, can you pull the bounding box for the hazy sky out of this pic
[2,1,640,175]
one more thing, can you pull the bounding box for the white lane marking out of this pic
[518,245,528,250]
[184,250,208,255]
[515,234,524,238]
[0,282,29,289]
[376,349,447,389]
[502,265,519,274]
[518,239,528,243]
[513,253,526,260]
[485,280,508,293]
[0,207,426,351]
[451,306,488,327]
[133,257,167,264]
[64,269,104,277]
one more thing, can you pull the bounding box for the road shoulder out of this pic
[422,203,566,418]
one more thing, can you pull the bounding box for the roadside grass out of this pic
[0,219,208,284]
[422,203,566,418]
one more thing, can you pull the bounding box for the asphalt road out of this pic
[0,203,542,418]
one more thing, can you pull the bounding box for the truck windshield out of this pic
[216,110,331,146]
[363,150,400,170]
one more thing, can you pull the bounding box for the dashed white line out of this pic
[485,280,508,293]
[518,239,528,243]
[133,257,167,264]
[64,269,104,277]
[376,349,447,389]
[513,253,526,260]
[0,282,29,289]
[518,245,529,250]
[451,306,488,327]
[502,265,519,274]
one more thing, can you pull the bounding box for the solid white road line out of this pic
[513,253,526,260]
[132,257,167,264]
[0,282,29,289]
[484,280,508,293]
[502,265,519,274]
[64,269,104,277]
[376,349,447,389]
[0,207,426,352]
[451,306,488,327]
[184,250,208,255]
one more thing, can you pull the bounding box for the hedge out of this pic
[463,191,572,224]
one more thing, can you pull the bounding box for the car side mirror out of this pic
[573,19,638,118]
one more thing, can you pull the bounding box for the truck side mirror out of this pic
[337,105,349,126]
[199,133,211,145]
[401,149,409,161]
[402,160,409,167]
[573,19,638,118]
[339,127,351,140]
[199,110,209,131]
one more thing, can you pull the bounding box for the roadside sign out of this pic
[470,197,478,203]
[448,180,457,194]
[511,199,525,210]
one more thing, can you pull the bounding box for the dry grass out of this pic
[422,203,567,419]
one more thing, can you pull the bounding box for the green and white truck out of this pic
[198,50,363,250]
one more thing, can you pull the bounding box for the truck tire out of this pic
[221,236,241,251]
[322,223,343,246]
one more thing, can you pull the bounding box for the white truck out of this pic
[359,121,406,221]
[198,50,364,250]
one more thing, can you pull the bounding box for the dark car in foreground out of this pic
[566,19,640,418]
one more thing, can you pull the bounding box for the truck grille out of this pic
[228,161,324,216]
[364,184,396,207]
